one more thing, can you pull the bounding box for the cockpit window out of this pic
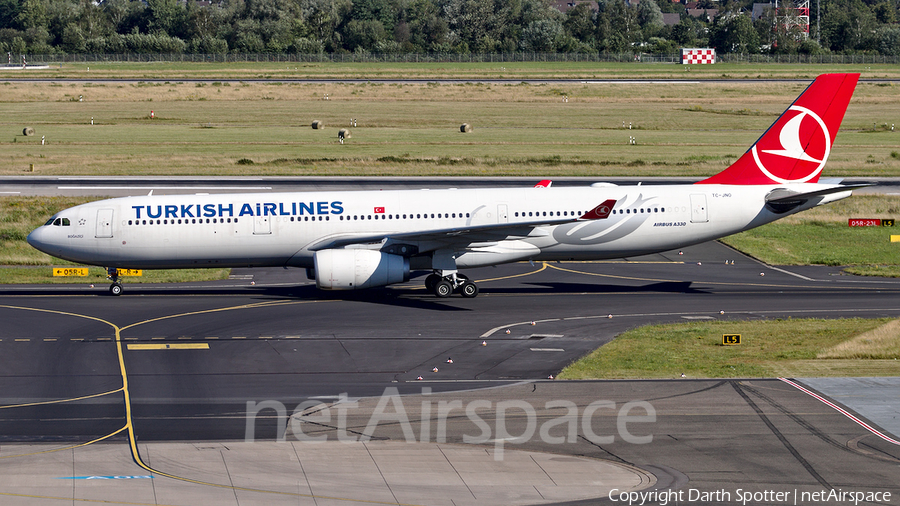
[49,217,71,226]
[61,218,70,226]
[45,217,55,226]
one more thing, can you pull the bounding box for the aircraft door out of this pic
[690,194,708,223]
[253,215,271,235]
[497,204,508,223]
[95,209,114,238]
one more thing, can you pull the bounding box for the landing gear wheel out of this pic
[433,280,453,298]
[109,283,122,296]
[458,280,478,298]
[425,274,441,292]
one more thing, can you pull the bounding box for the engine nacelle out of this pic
[313,249,409,290]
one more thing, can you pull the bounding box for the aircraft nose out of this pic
[26,227,50,253]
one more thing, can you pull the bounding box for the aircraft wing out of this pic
[306,199,616,251]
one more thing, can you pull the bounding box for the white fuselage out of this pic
[27,183,848,271]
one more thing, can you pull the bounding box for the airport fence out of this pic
[14,52,900,65]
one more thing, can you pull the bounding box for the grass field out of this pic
[721,194,900,277]
[1,73,898,177]
[558,318,900,379]
[1,62,898,282]
[10,61,900,80]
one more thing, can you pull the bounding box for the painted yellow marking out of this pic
[565,260,684,264]
[123,337,138,341]
[232,336,246,339]
[14,338,29,342]
[1,301,408,506]
[72,338,84,341]
[285,336,301,339]
[0,387,124,410]
[43,338,57,342]
[892,235,900,242]
[0,426,127,460]
[53,267,88,277]
[177,336,192,340]
[97,338,111,341]
[205,336,219,339]
[127,343,209,350]
[151,337,166,340]
[259,336,273,339]
[117,269,143,276]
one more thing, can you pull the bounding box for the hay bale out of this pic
[23,127,35,136]
[460,123,472,133]
[312,120,324,129]
[338,128,351,139]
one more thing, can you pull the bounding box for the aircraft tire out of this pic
[433,280,452,298]
[109,283,122,296]
[459,280,478,298]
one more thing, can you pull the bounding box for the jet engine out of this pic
[313,249,409,290]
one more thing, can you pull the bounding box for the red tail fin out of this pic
[696,73,859,185]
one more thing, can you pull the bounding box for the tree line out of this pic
[0,0,898,57]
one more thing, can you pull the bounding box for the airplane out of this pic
[28,73,865,298]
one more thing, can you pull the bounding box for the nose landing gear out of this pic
[107,267,123,296]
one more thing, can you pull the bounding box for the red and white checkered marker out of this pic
[681,48,716,65]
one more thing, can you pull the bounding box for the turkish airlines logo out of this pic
[752,106,830,184]
[594,206,610,217]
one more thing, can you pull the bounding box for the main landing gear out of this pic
[107,267,123,296]
[424,272,478,298]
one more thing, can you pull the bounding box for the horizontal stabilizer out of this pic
[765,184,870,203]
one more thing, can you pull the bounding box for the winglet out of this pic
[579,199,616,220]
[534,180,552,188]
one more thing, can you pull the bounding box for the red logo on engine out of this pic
[752,106,830,184]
